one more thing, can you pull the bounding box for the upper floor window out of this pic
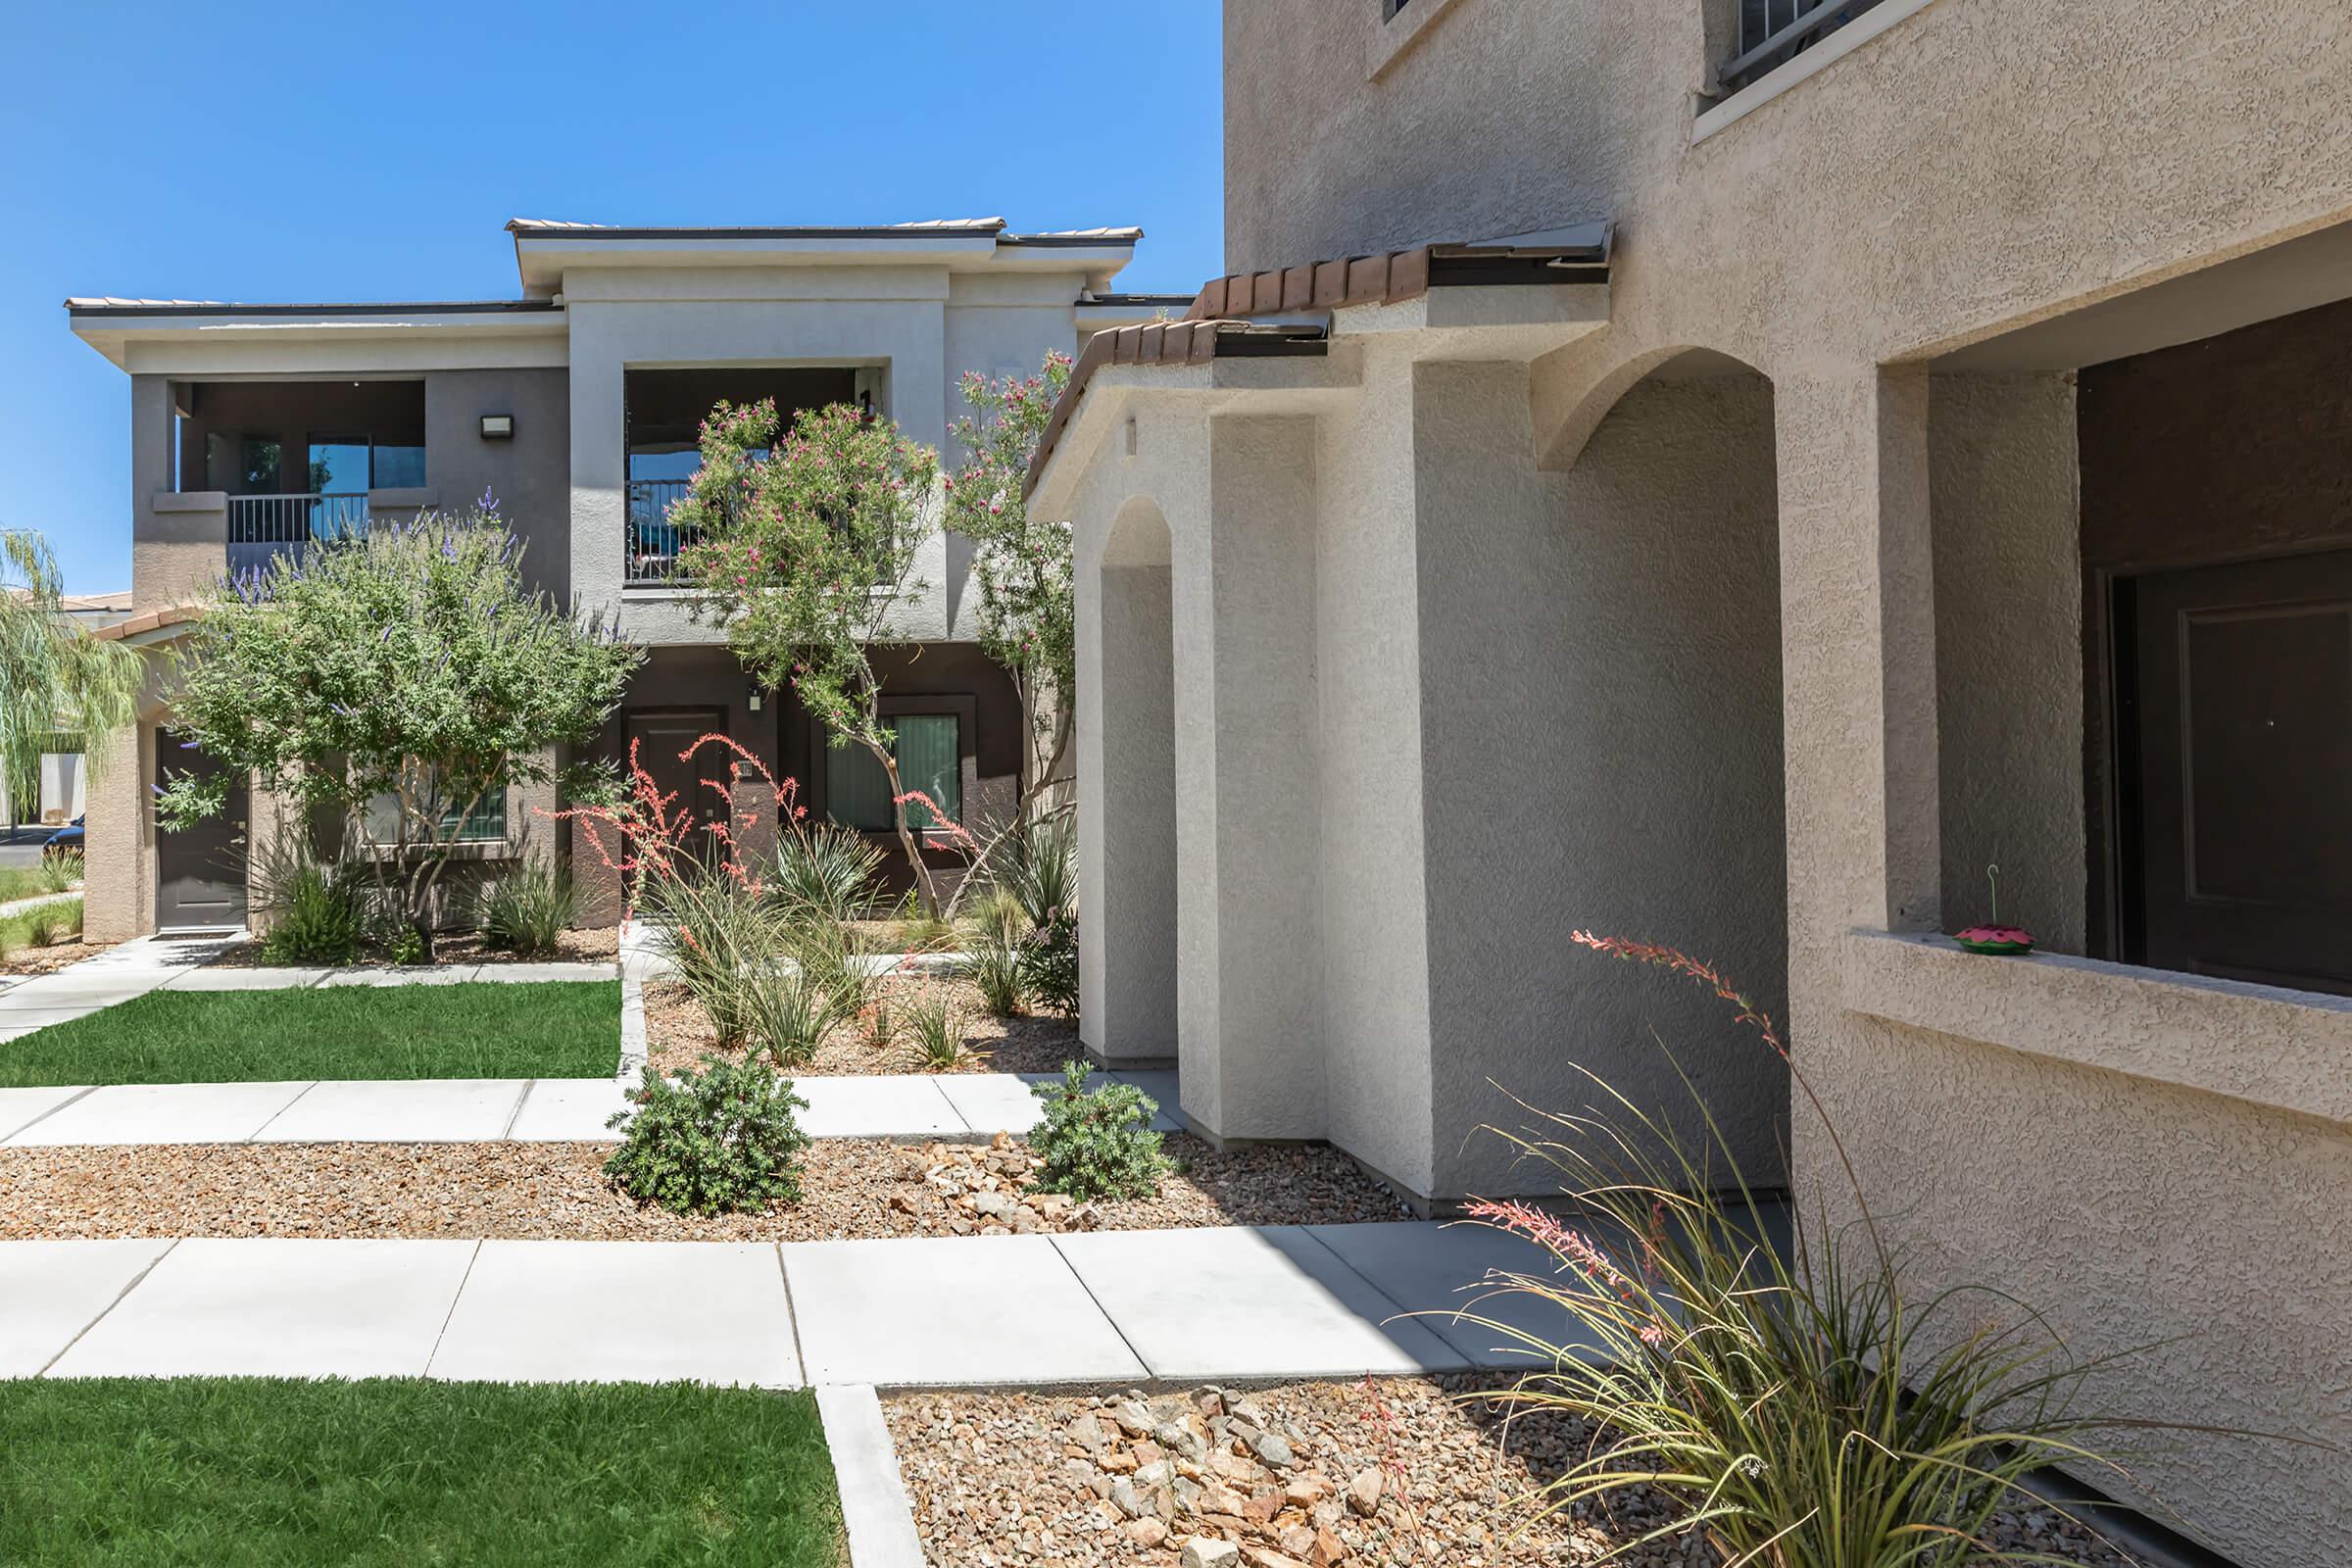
[1721,0,1889,93]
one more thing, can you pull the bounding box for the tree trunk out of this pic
[877,746,943,919]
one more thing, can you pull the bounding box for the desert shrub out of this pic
[1019,908,1078,1017]
[477,858,575,956]
[859,994,897,1055]
[1469,933,2172,1568]
[996,815,1074,929]
[903,986,969,1070]
[261,863,367,965]
[766,821,883,925]
[604,1054,809,1216]
[1029,1061,1167,1200]
[647,865,782,1050]
[740,965,829,1069]
[967,900,1025,1017]
[36,848,82,894]
[777,911,879,1036]
[23,907,64,948]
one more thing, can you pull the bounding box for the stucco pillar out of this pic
[1078,524,1177,1066]
[1169,416,1325,1142]
[1773,364,1939,1192]
[82,720,150,943]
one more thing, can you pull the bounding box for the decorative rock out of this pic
[1066,1412,1108,1452]
[1156,1417,1211,1463]
[1241,1546,1311,1568]
[1280,1523,1320,1558]
[1112,1479,1149,1519]
[1110,1399,1156,1437]
[1182,1538,1243,1568]
[1242,1486,1288,1526]
[1244,1427,1297,1469]
[1284,1473,1330,1507]
[1128,1518,1169,1547]
[1309,1525,1347,1567]
[1346,1467,1384,1517]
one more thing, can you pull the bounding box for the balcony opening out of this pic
[1719,0,1890,95]
[622,367,861,584]
[178,378,425,575]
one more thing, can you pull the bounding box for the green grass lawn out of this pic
[0,893,83,957]
[0,980,620,1086]
[0,1378,844,1567]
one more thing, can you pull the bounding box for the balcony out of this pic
[226,493,369,576]
[1721,0,1889,92]
[625,479,699,584]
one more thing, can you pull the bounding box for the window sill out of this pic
[1366,0,1473,81]
[1692,0,1938,143]
[1841,929,2352,1127]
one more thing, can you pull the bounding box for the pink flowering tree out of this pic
[942,352,1075,899]
[670,400,950,916]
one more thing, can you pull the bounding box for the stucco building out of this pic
[70,217,1176,937]
[1027,3,2352,1563]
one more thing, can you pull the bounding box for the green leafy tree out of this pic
[944,354,1074,827]
[671,400,950,915]
[0,529,140,815]
[155,507,642,957]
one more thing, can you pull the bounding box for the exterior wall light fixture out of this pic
[479,415,514,440]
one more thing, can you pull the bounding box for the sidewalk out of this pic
[0,933,237,1040]
[0,1069,1184,1147]
[0,1224,1583,1388]
[0,888,82,921]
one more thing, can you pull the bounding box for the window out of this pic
[372,443,426,488]
[365,773,508,846]
[826,715,960,832]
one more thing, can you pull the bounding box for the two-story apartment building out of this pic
[1028,3,2351,1564]
[71,216,1176,937]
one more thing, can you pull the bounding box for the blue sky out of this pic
[0,1,1224,591]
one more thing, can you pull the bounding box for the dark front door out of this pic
[155,727,249,931]
[2126,549,2352,993]
[626,710,730,859]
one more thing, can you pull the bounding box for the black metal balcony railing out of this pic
[625,478,700,584]
[1723,0,1887,93]
[225,493,368,576]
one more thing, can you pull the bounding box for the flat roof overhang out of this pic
[65,300,570,373]
[507,219,1141,294]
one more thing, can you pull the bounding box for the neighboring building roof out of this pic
[1079,292,1199,309]
[60,592,134,612]
[505,216,1014,239]
[504,215,1144,292]
[1024,224,1614,497]
[65,297,562,318]
[88,605,203,643]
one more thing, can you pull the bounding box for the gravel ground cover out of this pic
[206,925,619,970]
[0,1133,1407,1242]
[646,975,1084,1077]
[0,1377,843,1567]
[883,1379,2147,1568]
[0,936,106,978]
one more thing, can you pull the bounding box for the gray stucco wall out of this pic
[1415,366,1789,1193]
[423,368,571,603]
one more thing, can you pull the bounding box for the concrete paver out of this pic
[1054,1226,1466,1381]
[1306,1220,1595,1369]
[506,1078,635,1142]
[785,1235,1147,1388]
[318,965,485,987]
[5,1080,313,1147]
[428,1240,799,1386]
[794,1075,967,1140]
[0,1238,172,1377]
[0,1084,90,1141]
[45,1238,476,1379]
[163,966,334,991]
[254,1078,531,1144]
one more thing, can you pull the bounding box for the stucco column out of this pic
[1168,415,1326,1142]
[81,721,149,943]
[1077,518,1177,1066]
[1773,365,1939,1190]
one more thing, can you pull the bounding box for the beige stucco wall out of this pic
[1180,4,2352,1562]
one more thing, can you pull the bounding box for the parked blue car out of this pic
[43,816,83,850]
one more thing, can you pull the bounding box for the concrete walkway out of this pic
[0,933,238,1041]
[0,1224,1583,1388]
[0,887,82,921]
[0,1069,1184,1147]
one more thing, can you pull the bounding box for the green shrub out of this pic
[1018,909,1078,1017]
[766,822,883,925]
[776,911,879,1038]
[23,908,63,948]
[605,1054,810,1216]
[903,987,968,1070]
[36,848,82,894]
[261,864,367,965]
[740,966,829,1069]
[1029,1061,1167,1201]
[967,902,1025,1017]
[383,925,426,966]
[477,859,575,956]
[996,816,1074,929]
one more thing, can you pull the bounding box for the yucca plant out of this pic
[477,858,575,956]
[902,986,969,1070]
[777,910,880,1036]
[966,897,1026,1017]
[35,848,82,894]
[645,863,783,1052]
[1457,934,2209,1568]
[765,821,883,926]
[996,814,1075,929]
[739,964,829,1069]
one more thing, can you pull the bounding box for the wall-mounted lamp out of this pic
[478,415,514,440]
[748,685,763,712]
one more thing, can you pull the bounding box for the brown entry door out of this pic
[626,710,730,859]
[155,727,250,932]
[2128,549,2352,993]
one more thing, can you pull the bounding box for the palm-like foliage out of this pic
[0,531,139,811]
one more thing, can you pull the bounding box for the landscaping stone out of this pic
[644,975,1086,1077]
